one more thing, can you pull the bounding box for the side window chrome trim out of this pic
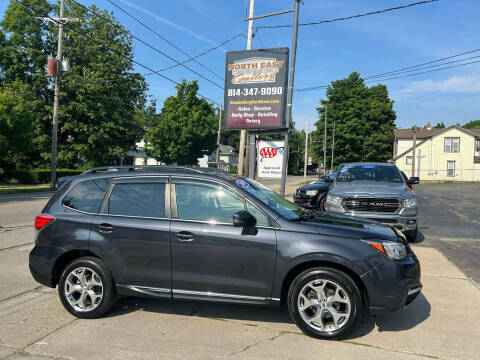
[170,215,274,229]
[61,204,97,215]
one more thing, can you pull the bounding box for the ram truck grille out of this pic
[343,197,400,213]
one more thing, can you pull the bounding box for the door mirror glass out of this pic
[407,177,420,185]
[232,211,256,228]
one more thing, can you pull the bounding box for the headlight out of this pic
[362,240,407,260]
[306,190,318,196]
[403,197,417,208]
[326,194,342,206]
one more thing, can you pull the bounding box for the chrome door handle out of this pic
[173,231,195,241]
[95,223,114,233]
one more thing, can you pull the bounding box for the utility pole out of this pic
[412,125,417,178]
[216,107,222,169]
[323,105,327,175]
[330,118,336,172]
[303,120,308,183]
[237,0,255,176]
[279,0,301,196]
[37,0,79,189]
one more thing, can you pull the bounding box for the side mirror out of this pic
[407,177,420,185]
[233,211,256,228]
[324,176,333,183]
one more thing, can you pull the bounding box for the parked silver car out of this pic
[325,162,419,242]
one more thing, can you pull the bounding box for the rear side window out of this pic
[108,181,166,218]
[62,179,109,213]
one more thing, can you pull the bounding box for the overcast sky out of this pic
[2,0,479,130]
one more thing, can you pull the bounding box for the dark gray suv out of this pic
[29,167,421,339]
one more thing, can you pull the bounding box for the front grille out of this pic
[343,197,400,213]
[296,190,306,196]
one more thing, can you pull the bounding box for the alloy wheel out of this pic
[64,266,103,312]
[297,278,351,332]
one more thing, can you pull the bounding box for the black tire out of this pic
[287,267,362,340]
[318,196,327,211]
[405,229,418,243]
[58,256,117,319]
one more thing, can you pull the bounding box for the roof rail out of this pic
[80,165,206,175]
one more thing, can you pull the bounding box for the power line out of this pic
[366,59,480,83]
[68,0,224,90]
[258,0,439,29]
[143,32,245,76]
[365,48,480,80]
[105,0,224,81]
[295,48,480,92]
[12,0,222,107]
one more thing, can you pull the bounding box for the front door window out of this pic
[447,161,455,177]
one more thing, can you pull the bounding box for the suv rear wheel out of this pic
[58,257,116,318]
[287,267,361,339]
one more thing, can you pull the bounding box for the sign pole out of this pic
[237,0,255,176]
[303,120,308,183]
[279,0,300,196]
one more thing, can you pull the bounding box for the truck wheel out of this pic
[287,267,361,340]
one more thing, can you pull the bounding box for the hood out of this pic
[297,182,331,192]
[331,181,411,197]
[302,211,399,241]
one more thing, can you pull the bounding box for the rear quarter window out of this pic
[61,178,109,213]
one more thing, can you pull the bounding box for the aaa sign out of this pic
[257,140,284,178]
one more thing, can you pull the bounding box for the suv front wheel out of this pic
[58,257,116,318]
[287,267,361,339]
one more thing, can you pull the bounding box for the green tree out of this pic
[434,122,445,128]
[53,2,147,167]
[311,72,396,167]
[145,80,217,165]
[0,0,55,168]
[0,81,36,175]
[463,120,480,129]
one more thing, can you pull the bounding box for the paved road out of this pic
[0,192,52,227]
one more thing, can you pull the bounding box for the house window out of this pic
[447,161,455,177]
[444,137,460,153]
[476,139,480,152]
[406,156,413,165]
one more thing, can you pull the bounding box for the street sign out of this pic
[224,48,289,130]
[308,156,312,166]
[258,140,284,178]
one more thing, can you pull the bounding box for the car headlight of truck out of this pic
[305,190,318,196]
[326,194,343,206]
[403,197,417,208]
[362,240,407,260]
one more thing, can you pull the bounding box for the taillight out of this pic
[35,214,54,230]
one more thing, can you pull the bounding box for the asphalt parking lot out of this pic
[0,182,479,359]
[415,183,480,285]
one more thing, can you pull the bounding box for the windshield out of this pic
[237,178,304,220]
[336,164,403,183]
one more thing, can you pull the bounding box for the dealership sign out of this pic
[257,140,284,178]
[224,48,289,129]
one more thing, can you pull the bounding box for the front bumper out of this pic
[362,253,422,314]
[293,194,319,208]
[326,204,417,232]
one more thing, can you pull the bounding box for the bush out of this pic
[6,169,85,185]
